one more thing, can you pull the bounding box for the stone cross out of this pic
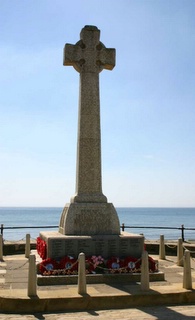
[64,25,115,203]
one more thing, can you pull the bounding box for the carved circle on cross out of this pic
[73,40,106,73]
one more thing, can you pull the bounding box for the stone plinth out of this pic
[37,271,165,286]
[59,202,120,235]
[39,231,144,260]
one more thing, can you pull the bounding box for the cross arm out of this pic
[63,43,83,72]
[96,42,115,71]
[99,47,116,70]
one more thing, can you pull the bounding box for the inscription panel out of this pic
[78,239,93,256]
[44,232,144,259]
[129,238,144,257]
[119,238,130,257]
[65,239,77,257]
[94,239,107,257]
[49,239,65,259]
[108,239,118,256]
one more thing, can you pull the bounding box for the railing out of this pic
[0,224,58,239]
[1,223,195,242]
[121,223,195,242]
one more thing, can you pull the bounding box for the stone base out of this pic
[59,202,120,235]
[39,231,144,260]
[37,271,165,286]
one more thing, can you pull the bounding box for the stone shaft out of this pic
[64,25,115,203]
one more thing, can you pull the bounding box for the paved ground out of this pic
[0,305,195,319]
[0,250,195,319]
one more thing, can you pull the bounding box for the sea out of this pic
[0,207,195,242]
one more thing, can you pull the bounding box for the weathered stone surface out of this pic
[59,202,120,236]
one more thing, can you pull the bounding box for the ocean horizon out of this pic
[0,207,195,241]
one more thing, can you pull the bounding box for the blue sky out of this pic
[0,0,195,207]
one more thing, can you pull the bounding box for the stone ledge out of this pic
[2,242,36,255]
[0,288,195,313]
[37,272,165,286]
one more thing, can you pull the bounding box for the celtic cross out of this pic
[64,25,115,203]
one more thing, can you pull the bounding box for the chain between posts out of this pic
[166,244,177,249]
[183,246,195,254]
[39,257,148,274]
[0,260,28,270]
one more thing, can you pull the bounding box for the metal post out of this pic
[0,234,3,261]
[181,224,185,242]
[0,224,3,237]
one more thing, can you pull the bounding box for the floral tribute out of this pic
[37,237,47,260]
[39,256,78,276]
[36,237,158,276]
[85,255,106,274]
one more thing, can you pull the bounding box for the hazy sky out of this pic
[1,0,195,207]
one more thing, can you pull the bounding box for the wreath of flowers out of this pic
[37,250,158,275]
[39,258,58,275]
[85,257,95,274]
[86,255,106,274]
[36,237,47,260]
[59,256,78,271]
[106,257,125,273]
[124,256,141,272]
[148,256,157,272]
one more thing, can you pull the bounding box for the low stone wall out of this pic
[2,241,36,255]
[145,240,195,257]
